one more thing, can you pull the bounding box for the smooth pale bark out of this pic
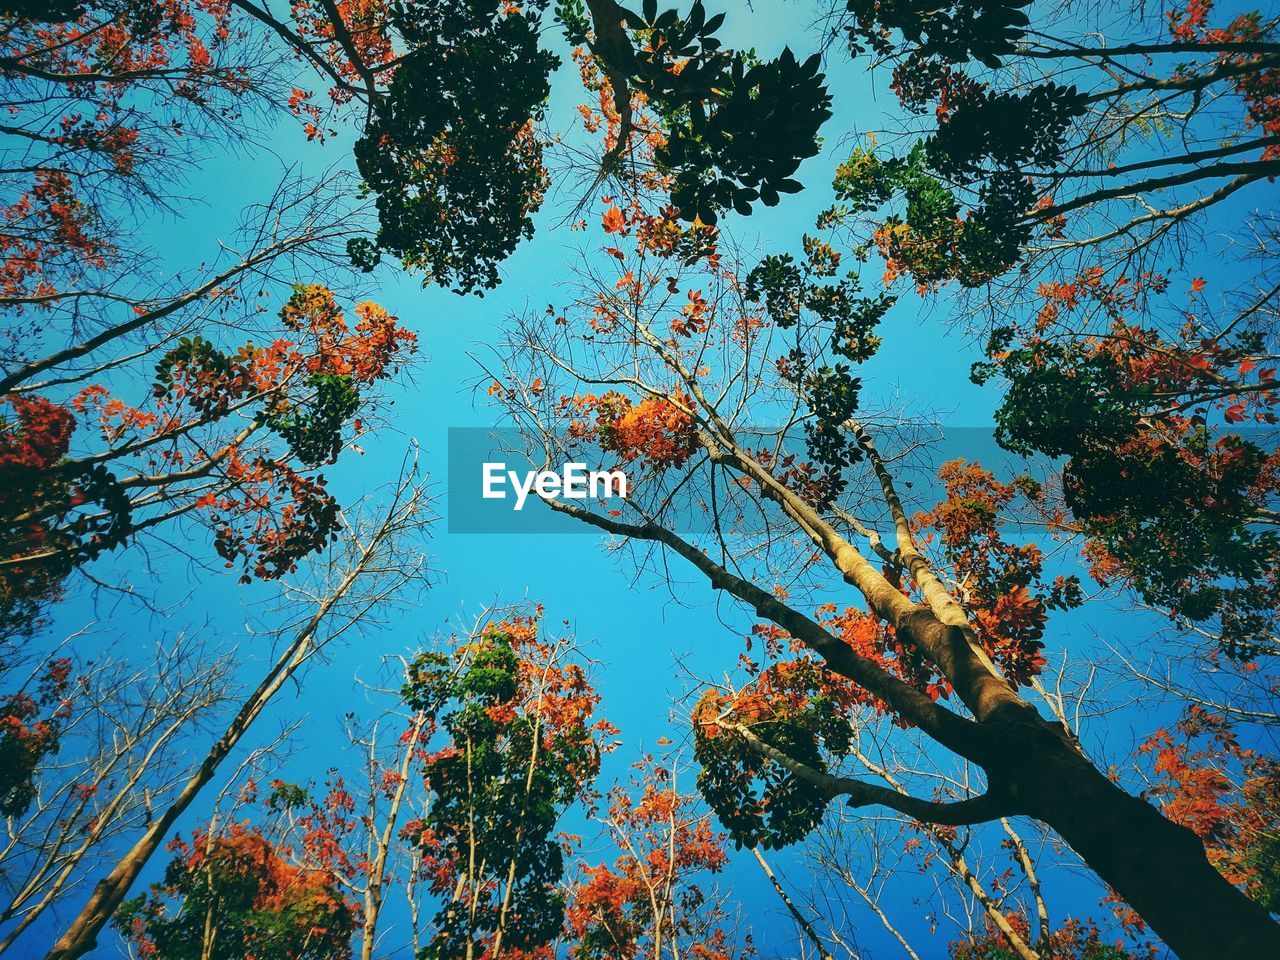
[751,847,835,960]
[521,295,1280,955]
[359,712,428,960]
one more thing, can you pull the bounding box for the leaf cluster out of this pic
[619,1,832,223]
[355,0,559,294]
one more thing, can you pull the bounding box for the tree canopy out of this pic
[2,1,1279,960]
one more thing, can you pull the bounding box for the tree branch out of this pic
[541,495,993,763]
[726,721,1013,826]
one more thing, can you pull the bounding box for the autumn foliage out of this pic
[4,1,1280,959]
[0,284,414,627]
[1140,706,1280,913]
[567,760,743,960]
[0,656,72,817]
[118,822,358,960]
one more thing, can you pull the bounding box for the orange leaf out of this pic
[602,205,625,234]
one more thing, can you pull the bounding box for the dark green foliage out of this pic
[354,1,559,294]
[345,236,381,273]
[833,2,1093,286]
[613,2,830,222]
[745,234,893,505]
[657,47,831,223]
[958,170,1036,279]
[356,0,833,285]
[926,83,1086,177]
[0,658,71,817]
[977,333,1145,458]
[1067,431,1279,657]
[265,780,310,812]
[1241,783,1280,914]
[267,373,359,467]
[916,83,1085,277]
[696,718,830,849]
[981,337,1280,658]
[554,0,590,43]
[1,0,167,28]
[843,0,1032,67]
[1,0,84,20]
[694,666,854,849]
[746,254,805,327]
[828,141,1041,287]
[154,337,245,413]
[802,363,863,497]
[745,244,891,360]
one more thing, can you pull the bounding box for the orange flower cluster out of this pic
[279,284,417,385]
[571,46,670,190]
[286,0,397,120]
[205,454,340,583]
[126,822,357,960]
[1169,0,1280,158]
[568,391,699,471]
[1030,270,1277,428]
[495,610,620,753]
[914,460,1081,686]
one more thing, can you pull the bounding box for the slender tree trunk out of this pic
[544,435,1280,959]
[360,711,427,960]
[43,638,313,960]
[44,557,369,960]
[1000,819,1050,951]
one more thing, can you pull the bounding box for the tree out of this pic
[813,5,1280,654]
[399,609,613,960]
[1139,704,1280,914]
[42,466,432,960]
[1,279,415,635]
[486,186,1280,958]
[0,0,423,636]
[0,633,233,953]
[566,756,749,960]
[176,0,834,291]
[143,606,617,960]
[0,5,425,946]
[0,0,842,636]
[0,0,278,310]
[824,0,1280,287]
[117,820,358,960]
[806,804,1147,960]
[7,2,1279,958]
[274,673,435,960]
[950,916,1141,960]
[0,655,71,818]
[971,271,1280,659]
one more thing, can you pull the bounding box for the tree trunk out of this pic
[44,619,325,960]
[999,715,1280,960]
